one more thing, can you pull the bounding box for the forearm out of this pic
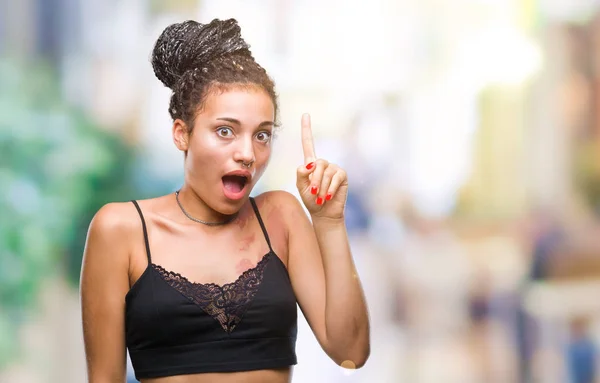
[87,377,126,383]
[311,216,370,366]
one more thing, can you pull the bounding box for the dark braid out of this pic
[151,19,278,128]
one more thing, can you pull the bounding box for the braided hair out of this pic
[151,19,278,128]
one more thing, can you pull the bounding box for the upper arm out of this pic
[80,203,133,382]
[265,191,330,353]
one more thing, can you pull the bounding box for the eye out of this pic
[256,131,272,143]
[216,127,234,137]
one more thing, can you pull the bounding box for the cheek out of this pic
[256,143,272,163]
[255,148,271,178]
[187,135,224,170]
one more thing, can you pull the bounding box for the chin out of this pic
[219,203,243,216]
[219,191,251,214]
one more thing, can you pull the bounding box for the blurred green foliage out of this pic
[0,58,142,368]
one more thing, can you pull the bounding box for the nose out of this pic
[233,136,255,166]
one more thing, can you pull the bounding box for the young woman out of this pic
[80,18,370,383]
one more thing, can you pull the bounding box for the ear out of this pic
[172,119,190,151]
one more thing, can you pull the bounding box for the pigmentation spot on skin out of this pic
[235,258,256,274]
[238,233,256,251]
[234,209,253,230]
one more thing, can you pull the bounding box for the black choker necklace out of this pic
[175,190,237,226]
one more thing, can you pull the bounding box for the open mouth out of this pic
[222,175,249,194]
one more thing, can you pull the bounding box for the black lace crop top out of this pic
[125,198,298,380]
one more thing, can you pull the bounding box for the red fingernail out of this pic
[326,193,332,201]
[311,186,318,195]
[306,162,315,170]
[316,197,324,205]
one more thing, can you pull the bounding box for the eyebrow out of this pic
[216,117,274,128]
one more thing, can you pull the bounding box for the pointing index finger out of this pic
[301,113,316,164]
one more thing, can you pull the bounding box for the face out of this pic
[173,85,275,215]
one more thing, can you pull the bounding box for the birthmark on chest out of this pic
[238,233,256,251]
[235,258,256,274]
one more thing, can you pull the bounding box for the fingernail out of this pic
[306,162,315,170]
[316,197,324,205]
[311,186,318,195]
[326,193,332,201]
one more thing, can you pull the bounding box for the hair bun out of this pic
[151,18,251,89]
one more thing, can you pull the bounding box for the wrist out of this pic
[310,214,346,228]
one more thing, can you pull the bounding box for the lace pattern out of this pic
[152,252,272,333]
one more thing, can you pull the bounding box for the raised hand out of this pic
[296,114,348,220]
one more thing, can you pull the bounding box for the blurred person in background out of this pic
[79,18,369,383]
[516,208,565,383]
[567,317,597,383]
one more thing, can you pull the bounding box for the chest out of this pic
[139,213,287,288]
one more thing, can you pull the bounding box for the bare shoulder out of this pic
[83,201,142,269]
[88,201,140,240]
[253,190,310,232]
[254,190,304,215]
[252,191,310,261]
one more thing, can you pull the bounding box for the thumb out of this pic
[296,161,315,192]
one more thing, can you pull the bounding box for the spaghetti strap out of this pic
[131,200,152,264]
[249,197,273,253]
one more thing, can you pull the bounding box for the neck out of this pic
[175,186,238,225]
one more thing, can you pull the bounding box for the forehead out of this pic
[198,85,274,122]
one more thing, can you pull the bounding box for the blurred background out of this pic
[3,0,600,382]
